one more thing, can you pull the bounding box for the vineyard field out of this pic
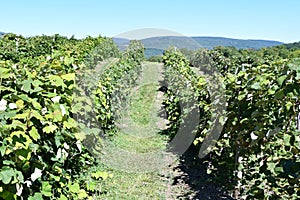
[0,32,300,199]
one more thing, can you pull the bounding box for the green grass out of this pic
[91,62,170,200]
[93,169,166,200]
[112,133,167,153]
[129,83,157,125]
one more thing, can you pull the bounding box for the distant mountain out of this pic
[0,32,5,37]
[141,36,283,50]
[113,36,283,57]
[282,41,300,50]
[142,36,202,50]
[112,38,130,50]
[191,37,283,50]
[144,48,164,58]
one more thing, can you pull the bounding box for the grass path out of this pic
[91,62,233,200]
[94,62,176,199]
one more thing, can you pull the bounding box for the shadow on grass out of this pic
[157,82,235,199]
[173,145,235,199]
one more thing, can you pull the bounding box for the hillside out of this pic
[144,48,164,58]
[113,36,283,57]
[114,36,283,50]
[141,36,282,50]
[191,36,283,49]
[113,37,130,50]
[282,41,300,50]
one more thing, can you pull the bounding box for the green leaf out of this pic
[45,110,62,122]
[0,85,14,93]
[2,160,14,166]
[251,82,260,90]
[41,181,52,197]
[16,94,30,102]
[0,146,6,157]
[267,162,276,174]
[0,190,14,200]
[28,193,43,200]
[0,167,14,184]
[63,118,77,129]
[275,167,284,173]
[29,127,40,141]
[30,100,42,110]
[86,181,97,192]
[296,71,300,80]
[16,148,32,161]
[274,89,284,99]
[13,111,29,120]
[63,56,74,66]
[285,101,293,111]
[238,92,246,101]
[50,173,60,182]
[58,194,68,200]
[0,67,11,79]
[283,134,291,146]
[21,79,34,93]
[16,170,24,182]
[30,110,44,121]
[10,119,27,130]
[48,75,66,88]
[277,75,287,86]
[197,77,206,86]
[69,182,80,193]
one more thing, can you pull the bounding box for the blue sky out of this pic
[0,0,299,43]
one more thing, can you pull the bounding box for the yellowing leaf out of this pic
[91,171,109,180]
[61,73,75,81]
[10,120,27,130]
[78,189,88,199]
[13,112,29,120]
[43,124,58,134]
[74,132,86,141]
[16,100,24,109]
[10,131,32,149]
